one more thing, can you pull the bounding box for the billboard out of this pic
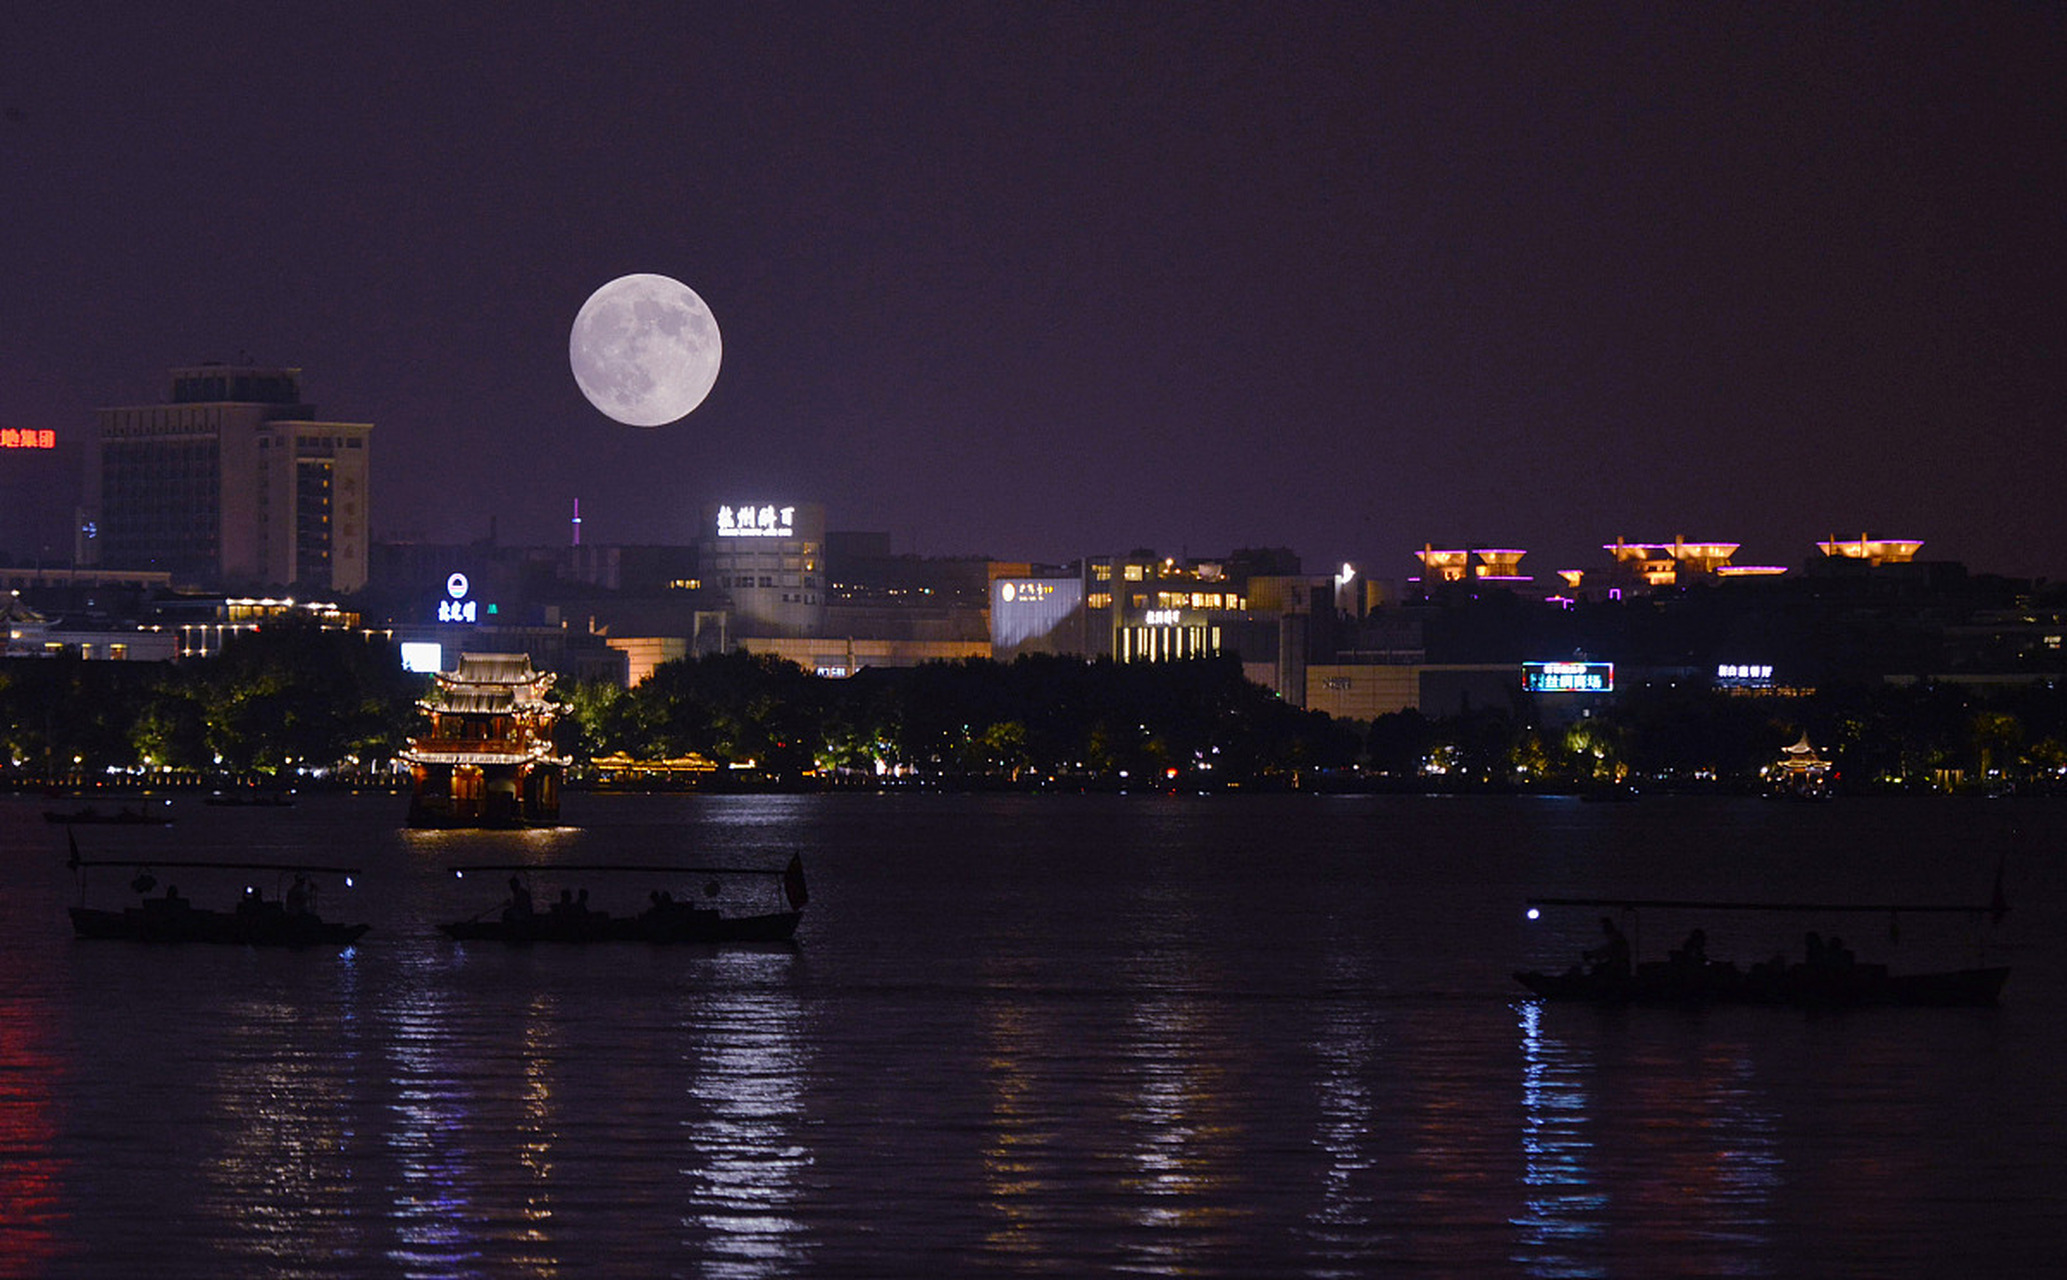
[1523,661,1613,693]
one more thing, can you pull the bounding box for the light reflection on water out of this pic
[1513,999,1605,1279]
[1300,966,1385,1279]
[381,963,483,1277]
[677,960,813,1279]
[0,999,69,1272]
[3,791,2062,1277]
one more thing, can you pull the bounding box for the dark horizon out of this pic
[3,3,2062,579]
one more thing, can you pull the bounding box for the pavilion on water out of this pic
[402,652,566,827]
[1767,733,1834,799]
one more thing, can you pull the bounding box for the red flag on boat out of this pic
[783,854,809,911]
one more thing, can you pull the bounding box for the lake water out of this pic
[2,789,2062,1277]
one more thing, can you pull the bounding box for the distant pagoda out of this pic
[1767,733,1834,800]
[401,653,567,827]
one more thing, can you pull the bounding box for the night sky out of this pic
[3,3,2062,582]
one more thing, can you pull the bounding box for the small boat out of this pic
[202,789,297,807]
[44,803,172,826]
[1579,782,1639,803]
[438,856,808,945]
[1517,888,2010,1008]
[1513,959,2010,1008]
[65,841,367,947]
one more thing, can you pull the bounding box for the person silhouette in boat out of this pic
[286,874,311,917]
[504,875,534,923]
[1669,928,1709,969]
[1583,916,1632,979]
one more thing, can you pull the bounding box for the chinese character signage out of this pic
[437,571,477,624]
[1716,663,1774,686]
[1523,661,1614,693]
[0,429,56,449]
[716,504,796,538]
[998,581,1055,604]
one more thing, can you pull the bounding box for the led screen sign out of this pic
[1,429,55,449]
[1523,661,1614,693]
[716,504,795,538]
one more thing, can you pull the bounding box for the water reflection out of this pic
[1623,1037,1781,1265]
[1512,1000,1605,1278]
[514,992,561,1273]
[1302,965,1385,1275]
[0,999,68,1274]
[979,999,1058,1262]
[677,954,813,1279]
[1116,972,1245,1270]
[202,953,368,1273]
[1512,1005,1785,1276]
[382,967,485,1276]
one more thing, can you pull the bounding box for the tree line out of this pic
[6,624,2067,793]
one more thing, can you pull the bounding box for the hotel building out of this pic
[86,365,371,592]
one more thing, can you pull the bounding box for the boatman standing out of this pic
[1584,916,1632,978]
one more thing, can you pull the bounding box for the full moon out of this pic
[568,273,722,426]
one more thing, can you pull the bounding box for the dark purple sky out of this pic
[3,3,2062,582]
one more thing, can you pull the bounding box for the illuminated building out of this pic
[991,553,1294,675]
[0,421,64,564]
[401,652,566,827]
[1086,554,1251,663]
[87,365,371,592]
[1765,733,1833,799]
[1592,537,1786,589]
[1412,545,1533,586]
[1817,534,1924,565]
[698,501,826,636]
[990,574,1088,660]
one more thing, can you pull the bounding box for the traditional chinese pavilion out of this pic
[402,653,567,827]
[1767,733,1834,800]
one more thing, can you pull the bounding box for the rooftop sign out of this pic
[1,429,55,449]
[717,505,795,538]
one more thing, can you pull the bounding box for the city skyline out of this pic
[3,4,2063,577]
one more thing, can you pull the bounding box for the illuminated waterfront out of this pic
[2,790,2061,1276]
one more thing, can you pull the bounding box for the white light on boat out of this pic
[1526,908,1541,921]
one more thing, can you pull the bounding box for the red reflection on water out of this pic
[0,1003,69,1272]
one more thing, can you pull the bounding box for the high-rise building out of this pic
[86,365,371,592]
[697,500,826,635]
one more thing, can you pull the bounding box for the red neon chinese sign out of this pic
[0,429,55,449]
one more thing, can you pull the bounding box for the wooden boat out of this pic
[202,789,297,807]
[65,844,367,946]
[438,856,807,945]
[1517,890,2010,1008]
[44,803,172,825]
[1513,959,2010,1008]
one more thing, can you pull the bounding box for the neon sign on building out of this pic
[998,582,1055,604]
[716,505,796,538]
[437,571,478,624]
[0,429,55,449]
[1523,661,1614,693]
